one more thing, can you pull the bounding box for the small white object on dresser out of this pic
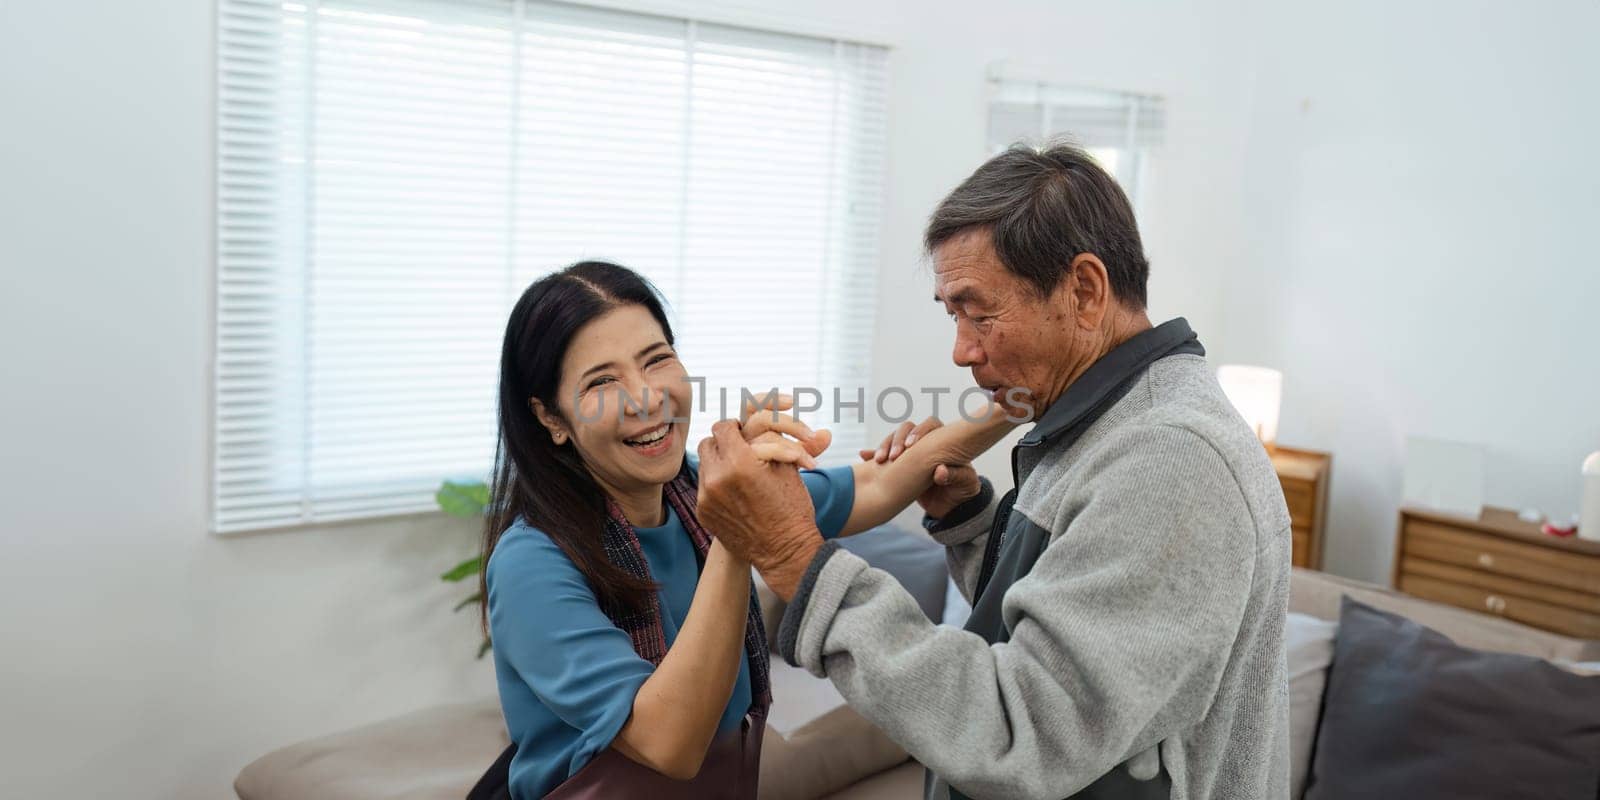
[1581,451,1600,542]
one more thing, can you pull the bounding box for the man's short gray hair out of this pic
[924,141,1149,309]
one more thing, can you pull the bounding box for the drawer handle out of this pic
[1484,595,1507,614]
[1476,553,1495,569]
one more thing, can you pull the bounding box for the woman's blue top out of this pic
[485,461,855,799]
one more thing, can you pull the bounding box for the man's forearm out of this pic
[752,526,823,602]
[779,549,1129,799]
[775,468,1255,800]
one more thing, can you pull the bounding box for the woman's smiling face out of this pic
[537,304,693,498]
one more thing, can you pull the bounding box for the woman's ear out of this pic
[530,397,569,445]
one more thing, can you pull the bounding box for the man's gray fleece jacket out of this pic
[776,319,1292,800]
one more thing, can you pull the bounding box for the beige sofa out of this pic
[235,568,1600,800]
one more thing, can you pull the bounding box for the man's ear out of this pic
[530,397,570,445]
[1065,253,1112,330]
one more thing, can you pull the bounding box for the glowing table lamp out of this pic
[1217,365,1283,449]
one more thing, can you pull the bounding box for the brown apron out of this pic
[543,712,766,799]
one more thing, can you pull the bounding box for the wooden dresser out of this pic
[1271,447,1331,570]
[1393,506,1600,639]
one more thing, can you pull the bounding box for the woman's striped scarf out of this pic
[598,459,771,717]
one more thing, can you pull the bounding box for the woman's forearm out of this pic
[840,410,1016,535]
[611,540,751,780]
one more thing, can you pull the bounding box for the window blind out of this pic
[215,0,888,532]
[986,78,1162,205]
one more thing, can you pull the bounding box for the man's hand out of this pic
[859,416,983,519]
[697,419,823,600]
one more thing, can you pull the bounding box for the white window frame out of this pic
[984,69,1164,212]
[212,0,889,533]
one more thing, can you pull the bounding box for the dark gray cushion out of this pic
[838,525,947,622]
[1305,597,1600,800]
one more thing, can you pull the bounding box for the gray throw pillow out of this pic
[838,525,947,622]
[1305,597,1600,800]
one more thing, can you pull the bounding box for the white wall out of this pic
[0,1,1257,797]
[0,8,492,795]
[1218,0,1600,582]
[861,0,1257,488]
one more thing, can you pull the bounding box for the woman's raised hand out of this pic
[736,391,832,470]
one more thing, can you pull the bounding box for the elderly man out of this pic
[696,143,1291,800]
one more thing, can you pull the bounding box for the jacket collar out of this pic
[1019,317,1205,447]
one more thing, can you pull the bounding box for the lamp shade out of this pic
[1217,365,1283,446]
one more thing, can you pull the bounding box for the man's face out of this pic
[933,228,1079,416]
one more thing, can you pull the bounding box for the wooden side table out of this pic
[1393,506,1600,639]
[1271,446,1331,570]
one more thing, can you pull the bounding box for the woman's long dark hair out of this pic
[480,261,676,633]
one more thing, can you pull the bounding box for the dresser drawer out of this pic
[1403,521,1600,596]
[1399,573,1600,640]
[1400,556,1600,614]
[1280,478,1315,528]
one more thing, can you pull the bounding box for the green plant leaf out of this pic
[477,638,492,660]
[453,592,483,613]
[436,480,490,518]
[439,556,482,583]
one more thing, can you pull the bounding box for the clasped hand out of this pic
[695,394,829,599]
